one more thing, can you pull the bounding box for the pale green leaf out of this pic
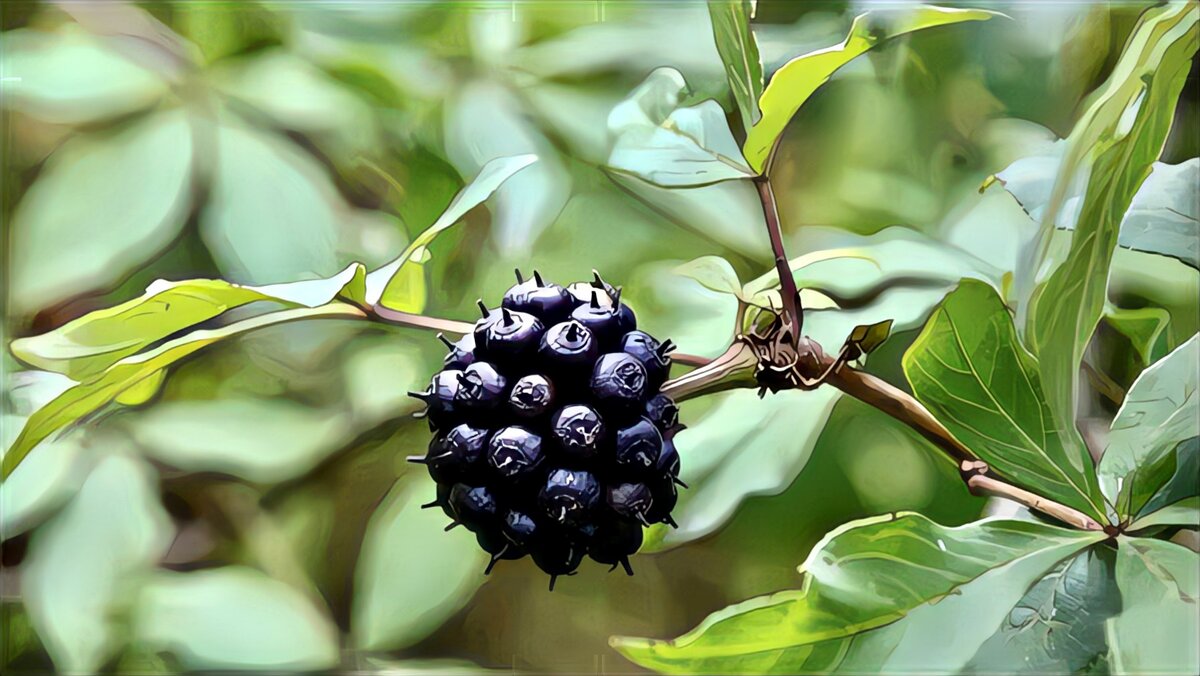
[708,0,764,136]
[615,514,1102,673]
[1104,305,1171,365]
[1129,497,1200,531]
[0,27,167,124]
[1099,335,1200,520]
[2,304,363,480]
[1025,3,1197,433]
[10,263,369,382]
[673,256,744,298]
[743,6,998,172]
[23,453,172,673]
[903,280,1107,522]
[133,567,340,671]
[353,473,489,650]
[1120,159,1199,268]
[371,153,538,310]
[1107,537,1200,675]
[965,547,1120,674]
[8,110,193,315]
[125,398,350,484]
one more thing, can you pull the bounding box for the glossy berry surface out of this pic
[413,270,681,589]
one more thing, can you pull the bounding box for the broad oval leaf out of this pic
[743,6,998,173]
[369,153,539,311]
[1106,537,1200,675]
[133,567,340,671]
[0,27,167,124]
[23,453,172,673]
[615,514,1103,673]
[1098,334,1199,521]
[903,280,1107,522]
[673,256,744,299]
[708,0,764,136]
[606,68,754,187]
[1025,3,1198,438]
[2,304,364,480]
[8,110,193,315]
[352,473,489,651]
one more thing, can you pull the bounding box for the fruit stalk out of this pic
[753,175,803,341]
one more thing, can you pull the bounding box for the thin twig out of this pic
[660,341,758,402]
[968,473,1106,532]
[753,175,803,341]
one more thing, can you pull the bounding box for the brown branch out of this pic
[753,175,803,341]
[660,341,758,402]
[369,305,475,334]
[966,472,1106,532]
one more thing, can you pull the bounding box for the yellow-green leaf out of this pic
[743,5,997,173]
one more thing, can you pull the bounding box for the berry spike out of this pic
[514,268,524,284]
[663,515,679,529]
[477,299,489,318]
[674,477,689,489]
[406,455,428,465]
[635,512,651,527]
[565,321,581,341]
[657,339,676,356]
[484,545,508,575]
[444,521,462,532]
[620,557,634,577]
[501,307,514,325]
[533,270,544,286]
[592,270,605,288]
[589,289,601,309]
[437,332,455,350]
[420,500,439,510]
[407,389,432,402]
[548,575,558,592]
[412,409,427,420]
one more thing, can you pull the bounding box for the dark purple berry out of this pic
[550,404,606,459]
[538,320,598,372]
[539,469,601,527]
[502,509,541,549]
[622,331,672,389]
[591,353,647,407]
[607,482,655,524]
[643,393,679,433]
[437,333,477,370]
[588,520,643,574]
[532,540,585,588]
[658,438,682,480]
[503,269,574,323]
[420,423,488,482]
[570,291,624,345]
[409,370,463,429]
[509,374,554,418]
[448,483,499,531]
[487,426,544,480]
[455,362,507,411]
[615,418,662,473]
[646,476,679,527]
[479,308,544,364]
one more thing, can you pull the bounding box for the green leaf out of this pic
[8,110,193,315]
[673,256,745,299]
[124,398,351,484]
[708,0,764,136]
[965,547,1120,674]
[1120,159,1199,268]
[133,567,340,671]
[614,514,1103,673]
[1106,537,1200,675]
[0,26,167,124]
[903,280,1107,522]
[1025,3,1197,434]
[23,453,172,673]
[10,262,368,382]
[1104,305,1171,365]
[1129,497,1200,531]
[2,304,363,480]
[372,153,538,311]
[843,320,893,361]
[742,6,998,173]
[606,68,754,187]
[352,472,489,651]
[1098,335,1200,520]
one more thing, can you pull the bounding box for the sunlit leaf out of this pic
[903,280,1107,522]
[1129,496,1200,531]
[1106,537,1200,675]
[616,514,1103,673]
[23,453,172,673]
[843,319,893,361]
[371,153,538,310]
[673,256,744,299]
[8,110,193,315]
[1104,305,1171,365]
[743,6,998,173]
[352,473,489,650]
[2,304,363,480]
[708,0,763,136]
[0,26,167,124]
[1098,335,1199,521]
[133,567,340,671]
[10,263,368,381]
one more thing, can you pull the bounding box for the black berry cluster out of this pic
[408,271,685,590]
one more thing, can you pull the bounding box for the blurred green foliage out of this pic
[1,1,1196,674]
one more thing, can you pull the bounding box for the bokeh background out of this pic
[1,1,1196,673]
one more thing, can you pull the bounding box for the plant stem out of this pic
[966,473,1105,532]
[753,175,803,340]
[660,341,758,401]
